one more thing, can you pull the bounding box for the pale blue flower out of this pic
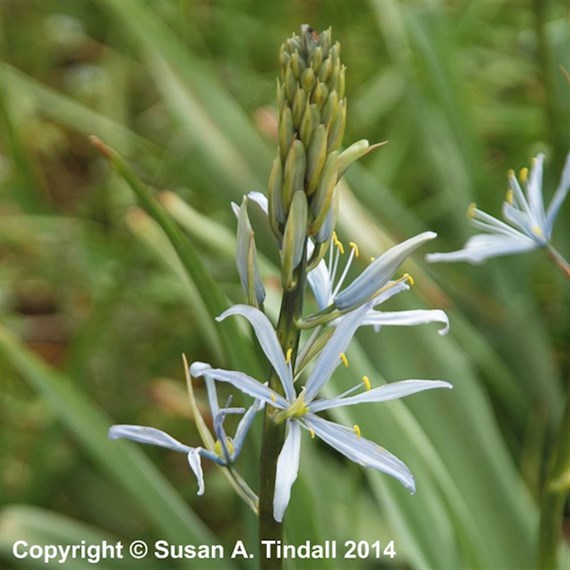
[190,304,452,521]
[426,153,570,265]
[307,233,449,334]
[109,376,261,496]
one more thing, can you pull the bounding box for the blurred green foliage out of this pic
[1,1,569,569]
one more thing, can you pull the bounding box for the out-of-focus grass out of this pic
[1,1,569,569]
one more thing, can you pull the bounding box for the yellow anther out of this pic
[270,393,277,402]
[404,273,414,286]
[309,429,316,439]
[467,203,477,218]
[362,376,371,391]
[332,231,345,254]
[285,348,293,363]
[349,241,360,258]
[340,352,349,367]
[519,167,529,183]
[505,189,513,204]
[353,424,361,439]
[507,168,515,179]
[369,256,376,262]
[531,225,544,237]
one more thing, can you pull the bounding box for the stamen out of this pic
[404,273,414,286]
[285,348,293,363]
[340,352,349,367]
[309,429,316,439]
[349,241,360,258]
[353,425,361,438]
[519,167,528,183]
[332,231,345,254]
[507,168,515,179]
[505,189,513,204]
[270,393,277,402]
[467,203,477,218]
[362,376,371,391]
[369,256,376,262]
[531,225,544,237]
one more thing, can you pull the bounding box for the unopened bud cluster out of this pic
[269,26,346,247]
[268,26,381,288]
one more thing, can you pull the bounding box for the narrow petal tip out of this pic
[190,361,212,378]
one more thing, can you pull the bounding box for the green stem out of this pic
[538,393,570,569]
[546,245,570,280]
[258,244,308,570]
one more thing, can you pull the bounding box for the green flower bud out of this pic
[300,103,320,147]
[309,150,338,234]
[285,65,297,104]
[279,106,294,163]
[327,99,346,152]
[282,139,307,212]
[268,156,285,238]
[311,46,323,71]
[290,51,306,79]
[305,124,328,196]
[312,82,329,107]
[281,191,308,289]
[292,87,308,130]
[301,67,316,94]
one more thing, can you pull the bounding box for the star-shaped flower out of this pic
[190,303,452,521]
[426,153,570,270]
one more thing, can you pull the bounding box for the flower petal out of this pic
[304,415,415,492]
[196,366,288,409]
[526,154,546,228]
[109,425,192,454]
[232,400,263,459]
[307,259,333,310]
[425,233,536,264]
[187,448,205,495]
[545,153,570,238]
[362,309,450,335]
[246,191,269,215]
[273,420,302,522]
[335,232,436,312]
[310,379,452,412]
[304,302,371,402]
[216,305,295,401]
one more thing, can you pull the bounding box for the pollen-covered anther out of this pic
[309,428,316,439]
[270,393,277,402]
[404,273,414,286]
[285,348,293,363]
[353,424,361,439]
[519,167,529,183]
[369,256,375,262]
[467,203,477,218]
[505,189,514,204]
[362,376,371,391]
[349,241,360,258]
[332,231,345,254]
[531,225,544,238]
[340,352,349,367]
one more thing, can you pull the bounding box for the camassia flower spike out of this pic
[426,153,570,276]
[190,303,452,522]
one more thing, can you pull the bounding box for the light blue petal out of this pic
[196,366,288,410]
[545,153,570,238]
[502,203,540,241]
[426,233,536,264]
[216,305,295,402]
[246,191,269,214]
[307,259,333,310]
[304,415,415,492]
[526,154,546,228]
[109,425,192,454]
[213,407,245,463]
[310,379,452,412]
[232,400,263,459]
[273,420,302,522]
[362,309,450,335]
[187,448,205,495]
[304,303,372,402]
[335,232,436,311]
[370,280,410,306]
[203,374,220,418]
